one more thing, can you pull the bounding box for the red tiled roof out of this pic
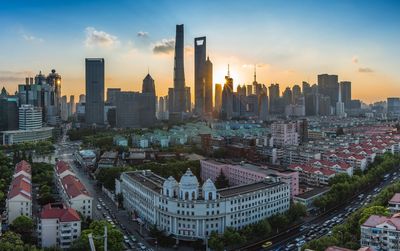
[61,174,90,198]
[389,193,400,204]
[55,160,71,175]
[15,160,31,174]
[40,203,80,222]
[8,174,31,200]
[362,215,400,230]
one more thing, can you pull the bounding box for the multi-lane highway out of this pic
[240,170,400,251]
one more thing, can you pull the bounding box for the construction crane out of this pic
[88,226,108,251]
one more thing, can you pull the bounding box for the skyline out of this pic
[1,0,400,103]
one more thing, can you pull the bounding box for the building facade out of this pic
[120,169,290,241]
[85,58,105,125]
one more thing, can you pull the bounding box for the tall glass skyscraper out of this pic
[85,58,105,125]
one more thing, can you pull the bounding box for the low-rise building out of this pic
[389,193,400,214]
[54,161,93,218]
[38,203,81,249]
[200,159,299,197]
[1,127,53,145]
[360,214,400,250]
[6,160,32,223]
[120,169,290,242]
[97,151,118,169]
[75,149,96,170]
[293,187,330,212]
[113,135,128,147]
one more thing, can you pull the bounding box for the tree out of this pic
[70,220,123,251]
[208,231,224,251]
[359,206,390,225]
[10,215,34,243]
[0,231,24,251]
[214,170,229,189]
[286,203,307,222]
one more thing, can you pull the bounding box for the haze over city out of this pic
[1,0,399,103]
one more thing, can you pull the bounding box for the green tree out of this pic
[208,231,224,251]
[0,231,24,251]
[286,203,307,222]
[214,170,229,189]
[359,206,390,225]
[70,220,123,251]
[10,215,34,243]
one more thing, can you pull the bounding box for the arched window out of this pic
[192,191,196,200]
[166,190,169,197]
[185,192,189,200]
[208,192,213,200]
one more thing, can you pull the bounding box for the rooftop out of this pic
[218,179,285,198]
[389,193,400,204]
[294,187,330,200]
[41,203,80,222]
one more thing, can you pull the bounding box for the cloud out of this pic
[152,38,175,54]
[84,27,119,48]
[22,34,44,43]
[358,67,374,73]
[352,56,359,64]
[137,31,149,37]
[0,70,35,83]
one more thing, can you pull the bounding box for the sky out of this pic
[0,0,399,103]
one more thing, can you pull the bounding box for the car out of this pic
[123,235,129,240]
[130,235,137,242]
[262,241,272,248]
[296,240,306,247]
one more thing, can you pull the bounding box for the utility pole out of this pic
[104,226,107,251]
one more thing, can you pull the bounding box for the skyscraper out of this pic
[214,84,222,112]
[85,58,105,125]
[194,36,206,115]
[142,73,156,95]
[336,83,346,118]
[292,84,301,103]
[340,81,351,109]
[204,56,213,114]
[268,83,280,114]
[142,73,157,125]
[106,88,121,105]
[318,74,338,106]
[19,104,42,130]
[173,24,186,113]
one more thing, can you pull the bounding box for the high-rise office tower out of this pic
[259,92,269,121]
[387,98,400,118]
[340,81,351,109]
[142,73,157,125]
[194,36,206,115]
[173,24,186,113]
[168,88,174,112]
[0,88,18,131]
[268,83,280,113]
[79,94,86,104]
[282,87,293,106]
[302,81,311,96]
[336,84,346,118]
[204,57,213,114]
[292,85,301,103]
[246,85,253,96]
[318,74,338,106]
[214,84,222,112]
[185,87,191,112]
[221,70,234,119]
[106,88,121,105]
[85,58,105,125]
[142,73,156,95]
[69,95,75,116]
[61,95,68,121]
[19,104,42,130]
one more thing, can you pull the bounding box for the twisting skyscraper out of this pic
[173,24,186,113]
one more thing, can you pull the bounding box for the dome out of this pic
[163,176,178,188]
[202,178,216,191]
[179,169,199,190]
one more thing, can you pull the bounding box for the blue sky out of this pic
[0,0,399,102]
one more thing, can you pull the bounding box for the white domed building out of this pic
[120,168,290,243]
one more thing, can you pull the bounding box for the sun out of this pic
[213,65,243,92]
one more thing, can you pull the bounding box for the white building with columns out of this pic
[120,168,290,242]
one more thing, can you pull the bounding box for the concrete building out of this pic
[19,104,42,130]
[120,169,290,242]
[340,81,351,109]
[200,159,299,197]
[271,121,299,147]
[387,98,400,118]
[172,24,186,114]
[0,92,18,131]
[318,74,338,106]
[106,88,121,106]
[360,214,400,250]
[38,203,81,249]
[389,193,400,214]
[1,127,53,145]
[85,58,105,125]
[214,83,222,112]
[194,36,206,115]
[204,57,213,114]
[55,161,93,218]
[6,161,32,223]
